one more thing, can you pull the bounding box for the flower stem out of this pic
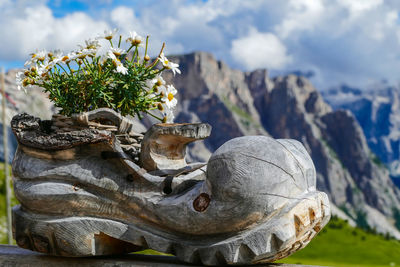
[126,44,135,55]
[118,35,122,48]
[145,110,163,121]
[148,42,165,69]
[56,63,71,77]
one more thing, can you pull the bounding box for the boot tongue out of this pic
[140,123,212,171]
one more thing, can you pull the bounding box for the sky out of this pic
[1,0,400,90]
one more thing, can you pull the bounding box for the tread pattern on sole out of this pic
[13,191,330,265]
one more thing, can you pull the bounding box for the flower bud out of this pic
[22,78,30,87]
[157,103,164,111]
[162,116,167,123]
[144,55,150,61]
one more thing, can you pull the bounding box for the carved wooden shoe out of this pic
[11,111,330,265]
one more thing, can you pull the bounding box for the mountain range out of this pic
[3,51,400,238]
[322,86,400,180]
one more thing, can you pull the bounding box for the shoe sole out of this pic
[13,190,329,265]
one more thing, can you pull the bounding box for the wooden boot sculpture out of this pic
[11,108,331,265]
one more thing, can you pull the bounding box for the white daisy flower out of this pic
[116,63,128,75]
[76,48,97,59]
[126,31,143,46]
[37,65,48,80]
[161,84,178,109]
[146,74,165,91]
[49,50,63,63]
[15,72,35,93]
[145,78,156,90]
[110,47,126,57]
[24,49,47,66]
[158,53,181,75]
[153,74,165,87]
[16,72,26,92]
[107,50,128,75]
[98,29,118,40]
[35,50,47,62]
[61,52,78,63]
[80,38,100,50]
[107,50,117,60]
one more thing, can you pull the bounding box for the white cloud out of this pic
[338,0,383,15]
[0,2,108,61]
[110,6,139,35]
[276,0,325,39]
[230,28,292,70]
[2,0,400,89]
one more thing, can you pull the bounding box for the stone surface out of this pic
[322,85,400,177]
[11,112,330,265]
[0,245,323,267]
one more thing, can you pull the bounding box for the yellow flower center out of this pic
[62,56,69,62]
[168,92,174,101]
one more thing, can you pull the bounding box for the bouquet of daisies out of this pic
[16,29,180,123]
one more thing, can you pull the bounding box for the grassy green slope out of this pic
[278,216,400,267]
[0,163,18,244]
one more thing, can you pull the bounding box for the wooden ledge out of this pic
[0,245,323,267]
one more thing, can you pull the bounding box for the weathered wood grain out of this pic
[11,113,112,150]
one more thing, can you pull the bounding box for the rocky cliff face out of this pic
[322,86,400,179]
[4,52,400,237]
